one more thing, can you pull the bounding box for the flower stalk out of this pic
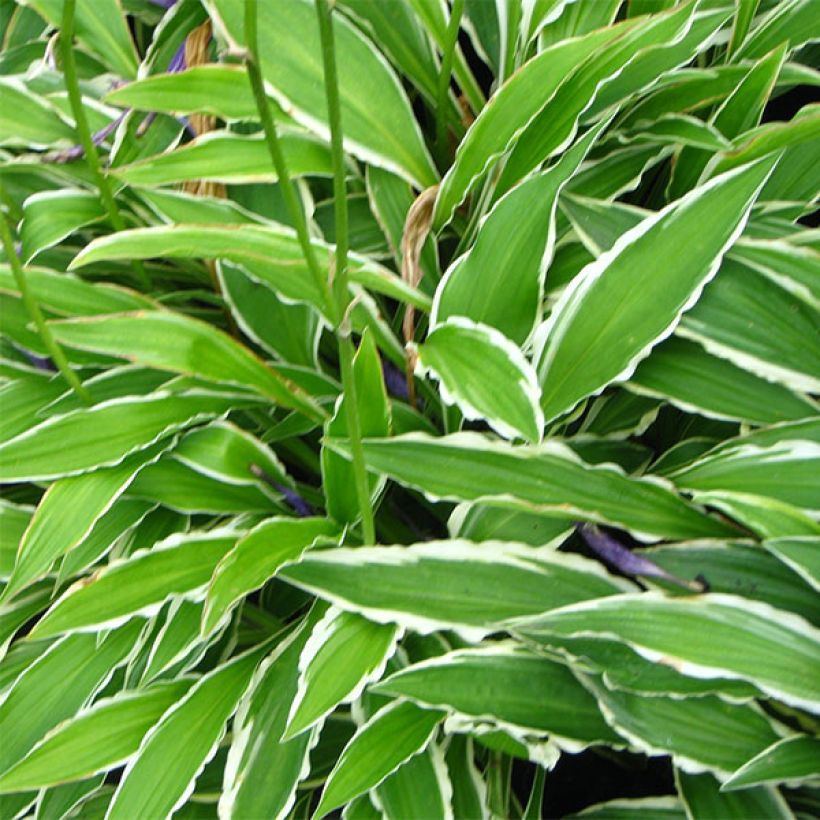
[60,0,149,289]
[244,0,376,543]
[0,188,91,403]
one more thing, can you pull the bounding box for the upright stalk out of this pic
[315,0,376,545]
[0,193,91,403]
[60,0,149,289]
[244,0,375,543]
[435,0,465,168]
[244,0,337,324]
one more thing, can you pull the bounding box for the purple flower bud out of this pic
[579,524,704,591]
[249,464,314,518]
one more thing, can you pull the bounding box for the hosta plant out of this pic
[0,0,818,817]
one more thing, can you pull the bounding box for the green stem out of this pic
[315,0,376,545]
[435,0,465,168]
[60,0,149,290]
[0,194,91,403]
[243,0,337,325]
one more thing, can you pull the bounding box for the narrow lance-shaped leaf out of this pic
[205,0,437,188]
[50,311,325,422]
[284,607,400,739]
[328,432,735,539]
[374,743,454,820]
[29,530,240,639]
[19,190,106,264]
[0,622,142,775]
[106,643,268,820]
[723,735,820,790]
[578,674,781,777]
[675,770,792,819]
[279,540,632,642]
[432,20,634,227]
[322,329,390,526]
[512,592,820,713]
[374,645,623,748]
[69,225,429,319]
[534,154,779,421]
[113,130,334,186]
[0,392,235,483]
[670,441,820,514]
[763,536,820,593]
[0,680,193,792]
[203,517,338,636]
[314,700,446,818]
[432,118,607,345]
[416,318,544,443]
[221,606,325,820]
[2,441,170,603]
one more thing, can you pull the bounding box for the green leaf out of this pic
[0,581,51,651]
[723,735,820,790]
[0,622,142,775]
[19,190,106,264]
[328,432,735,539]
[374,743,453,820]
[0,500,32,579]
[678,258,820,394]
[203,517,338,636]
[279,540,631,641]
[218,261,320,368]
[0,78,75,148]
[0,392,235,483]
[433,20,627,227]
[417,319,543,442]
[763,536,820,593]
[137,599,207,684]
[734,0,820,60]
[637,540,819,623]
[669,44,786,199]
[534,155,778,421]
[670,441,820,514]
[284,607,399,739]
[569,797,686,819]
[618,113,731,152]
[513,592,820,712]
[106,65,258,120]
[50,311,324,421]
[692,491,820,540]
[70,225,429,319]
[29,529,240,639]
[676,770,791,819]
[537,633,761,701]
[499,5,727,193]
[221,610,322,820]
[57,498,155,582]
[375,645,622,748]
[204,0,437,188]
[2,441,169,602]
[106,643,266,820]
[580,674,781,776]
[322,329,390,525]
[432,120,605,345]
[0,376,68,444]
[0,265,155,318]
[113,130,333,186]
[127,456,278,514]
[0,679,192,792]
[450,502,573,547]
[445,735,487,820]
[629,336,816,425]
[314,700,445,818]
[22,0,138,77]
[730,237,820,309]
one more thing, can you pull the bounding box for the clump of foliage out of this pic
[0,0,818,817]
